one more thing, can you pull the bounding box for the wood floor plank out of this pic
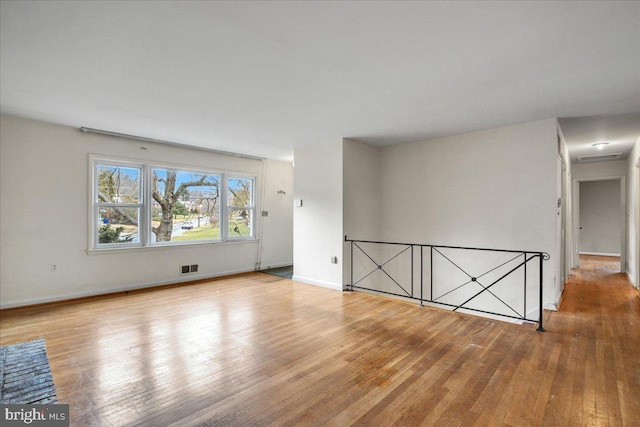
[1,255,639,426]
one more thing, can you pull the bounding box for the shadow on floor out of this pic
[260,266,293,279]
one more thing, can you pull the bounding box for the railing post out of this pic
[430,246,433,303]
[411,245,414,299]
[537,252,545,332]
[350,239,354,292]
[523,252,527,321]
[420,246,424,306]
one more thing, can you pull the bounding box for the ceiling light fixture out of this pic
[592,142,609,150]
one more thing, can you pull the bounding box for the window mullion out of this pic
[221,173,228,241]
[142,164,149,247]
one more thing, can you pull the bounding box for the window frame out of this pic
[226,176,256,240]
[89,155,257,252]
[93,159,145,249]
[149,165,223,246]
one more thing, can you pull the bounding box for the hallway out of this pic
[555,255,635,315]
[543,254,640,425]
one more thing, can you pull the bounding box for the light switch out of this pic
[294,199,303,207]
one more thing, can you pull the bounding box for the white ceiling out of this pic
[1,1,639,161]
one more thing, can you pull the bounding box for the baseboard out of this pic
[556,288,566,310]
[526,308,541,321]
[627,271,638,288]
[579,252,621,257]
[0,267,255,309]
[291,275,342,291]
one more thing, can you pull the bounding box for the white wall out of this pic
[572,159,628,180]
[0,114,293,307]
[378,119,559,309]
[343,139,380,241]
[579,180,622,255]
[627,137,640,287]
[293,120,561,315]
[259,159,294,269]
[342,139,381,285]
[292,139,343,290]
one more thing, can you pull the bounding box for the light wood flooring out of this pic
[0,255,639,426]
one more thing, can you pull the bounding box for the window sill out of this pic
[86,238,259,255]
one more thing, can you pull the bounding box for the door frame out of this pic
[557,156,569,298]
[572,175,627,273]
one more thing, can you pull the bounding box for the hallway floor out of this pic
[544,254,640,425]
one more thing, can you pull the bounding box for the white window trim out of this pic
[148,165,223,246]
[226,176,256,240]
[89,155,257,252]
[90,158,145,250]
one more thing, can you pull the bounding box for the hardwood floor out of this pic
[1,255,639,426]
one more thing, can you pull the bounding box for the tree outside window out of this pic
[152,169,220,243]
[96,164,141,245]
[93,159,255,249]
[227,177,254,238]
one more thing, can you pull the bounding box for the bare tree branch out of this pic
[151,172,219,241]
[98,193,137,225]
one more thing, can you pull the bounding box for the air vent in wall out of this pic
[576,153,622,163]
[181,264,199,274]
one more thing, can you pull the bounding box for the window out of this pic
[151,168,221,244]
[92,158,255,250]
[95,163,142,247]
[227,177,255,238]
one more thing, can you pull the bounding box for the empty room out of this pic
[1,1,639,426]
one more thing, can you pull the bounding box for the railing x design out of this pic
[346,237,550,331]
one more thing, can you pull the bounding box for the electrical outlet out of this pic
[50,264,58,272]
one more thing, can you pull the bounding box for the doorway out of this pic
[573,176,626,273]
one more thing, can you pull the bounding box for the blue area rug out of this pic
[0,339,57,404]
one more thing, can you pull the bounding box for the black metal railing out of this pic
[345,237,550,331]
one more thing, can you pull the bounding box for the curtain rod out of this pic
[79,127,266,161]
